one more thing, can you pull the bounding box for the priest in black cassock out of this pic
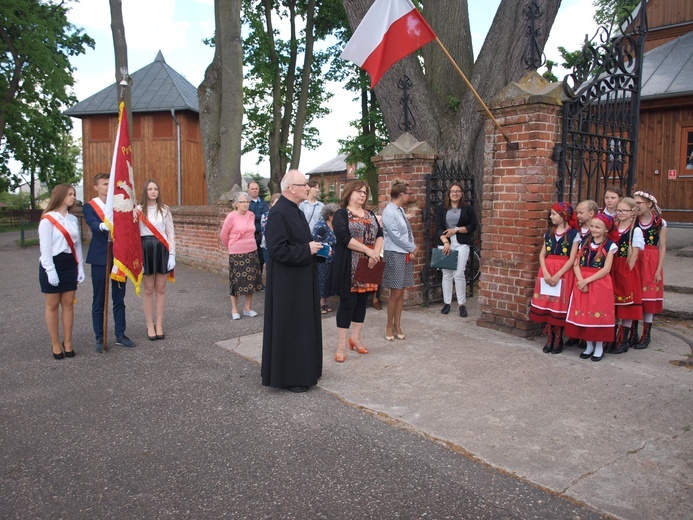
[262,170,324,393]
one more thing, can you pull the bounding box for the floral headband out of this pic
[633,190,657,206]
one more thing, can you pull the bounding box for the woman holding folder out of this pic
[332,180,383,363]
[435,182,477,318]
[138,179,176,341]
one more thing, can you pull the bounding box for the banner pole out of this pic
[433,37,518,150]
[102,237,112,353]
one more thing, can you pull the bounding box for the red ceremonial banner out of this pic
[106,101,143,295]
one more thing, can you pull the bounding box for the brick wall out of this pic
[74,203,233,274]
[374,137,437,306]
[477,73,564,337]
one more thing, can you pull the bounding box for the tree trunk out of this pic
[289,0,316,170]
[342,0,561,208]
[199,0,243,203]
[109,0,132,141]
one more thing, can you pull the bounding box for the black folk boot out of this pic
[543,325,555,353]
[611,327,631,354]
[550,326,564,354]
[634,322,652,349]
[628,321,639,347]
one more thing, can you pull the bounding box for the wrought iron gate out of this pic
[422,160,476,305]
[557,1,648,204]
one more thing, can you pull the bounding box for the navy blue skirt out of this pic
[39,252,77,293]
[142,236,170,275]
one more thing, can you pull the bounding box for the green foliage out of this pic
[542,60,558,82]
[447,96,461,112]
[240,0,343,169]
[593,0,641,26]
[0,0,93,194]
[0,190,30,209]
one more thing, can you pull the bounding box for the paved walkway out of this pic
[3,229,691,519]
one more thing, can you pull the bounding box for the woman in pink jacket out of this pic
[220,192,263,319]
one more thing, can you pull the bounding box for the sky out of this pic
[65,0,599,176]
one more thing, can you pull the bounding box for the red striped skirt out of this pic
[529,255,575,327]
[612,256,643,320]
[639,245,663,314]
[564,267,616,342]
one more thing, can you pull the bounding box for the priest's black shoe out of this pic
[459,305,468,317]
[441,304,451,315]
[286,386,309,393]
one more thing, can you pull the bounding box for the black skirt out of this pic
[39,252,77,294]
[142,236,170,275]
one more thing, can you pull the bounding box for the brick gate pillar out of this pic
[373,132,437,306]
[477,72,564,337]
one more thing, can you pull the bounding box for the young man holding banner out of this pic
[83,173,136,352]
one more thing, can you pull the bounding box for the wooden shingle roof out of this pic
[65,51,199,117]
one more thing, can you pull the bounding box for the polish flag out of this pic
[340,0,436,88]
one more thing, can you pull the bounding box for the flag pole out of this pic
[433,37,518,150]
[103,239,112,353]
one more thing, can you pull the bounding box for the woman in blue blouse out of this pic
[381,181,416,341]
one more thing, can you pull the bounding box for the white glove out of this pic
[167,254,176,271]
[47,269,60,287]
[77,264,85,283]
[99,223,109,232]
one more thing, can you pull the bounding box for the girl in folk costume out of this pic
[564,199,599,348]
[529,202,579,354]
[576,200,598,241]
[38,184,85,359]
[564,214,619,362]
[632,190,667,349]
[601,185,623,219]
[610,197,644,354]
[138,180,176,341]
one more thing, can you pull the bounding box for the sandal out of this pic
[321,305,332,314]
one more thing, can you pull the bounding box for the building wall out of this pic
[637,99,693,222]
[80,111,205,206]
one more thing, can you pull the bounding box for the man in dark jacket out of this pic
[261,170,323,392]
[83,173,135,352]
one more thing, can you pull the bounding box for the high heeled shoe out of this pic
[62,342,75,358]
[335,347,346,363]
[394,328,405,340]
[385,326,394,341]
[349,337,368,354]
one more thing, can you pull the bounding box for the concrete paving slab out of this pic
[221,300,693,520]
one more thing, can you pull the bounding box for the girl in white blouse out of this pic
[38,184,85,359]
[138,179,176,341]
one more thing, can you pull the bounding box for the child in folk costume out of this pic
[601,185,623,219]
[138,179,176,341]
[564,199,599,347]
[576,200,598,241]
[565,214,619,362]
[632,190,667,349]
[529,202,579,354]
[610,197,644,354]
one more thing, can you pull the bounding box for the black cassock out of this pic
[261,195,323,388]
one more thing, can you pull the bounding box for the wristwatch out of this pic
[455,226,459,232]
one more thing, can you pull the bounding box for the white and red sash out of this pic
[42,214,79,265]
[138,208,175,282]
